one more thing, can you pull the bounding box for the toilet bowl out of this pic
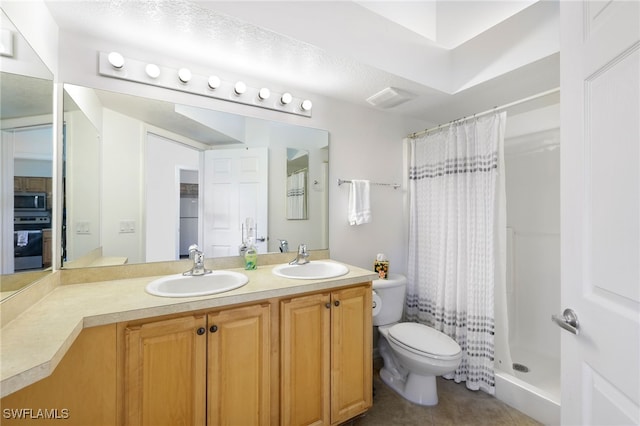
[373,274,462,406]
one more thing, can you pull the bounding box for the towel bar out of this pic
[337,178,400,189]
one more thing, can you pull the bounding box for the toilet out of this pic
[372,274,462,406]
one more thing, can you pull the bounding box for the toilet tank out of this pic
[372,274,407,326]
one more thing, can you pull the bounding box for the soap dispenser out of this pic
[243,218,257,270]
[244,236,257,270]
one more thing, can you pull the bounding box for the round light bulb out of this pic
[208,75,221,89]
[280,92,293,105]
[301,99,313,111]
[107,51,124,69]
[178,68,192,83]
[258,87,270,101]
[145,63,160,79]
[234,81,246,95]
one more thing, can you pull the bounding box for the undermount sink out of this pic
[272,260,349,280]
[145,270,249,297]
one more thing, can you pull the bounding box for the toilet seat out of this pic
[387,323,461,361]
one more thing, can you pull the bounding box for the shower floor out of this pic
[509,344,561,402]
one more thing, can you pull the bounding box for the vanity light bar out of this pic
[98,51,312,117]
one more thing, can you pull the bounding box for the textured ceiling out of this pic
[7,0,560,128]
[0,72,53,119]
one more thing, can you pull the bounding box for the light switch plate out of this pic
[76,221,90,234]
[119,220,135,233]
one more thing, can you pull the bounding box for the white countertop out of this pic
[0,261,376,398]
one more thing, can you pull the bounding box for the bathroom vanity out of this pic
[0,257,375,425]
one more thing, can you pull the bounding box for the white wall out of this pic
[323,103,417,274]
[57,30,429,273]
[1,1,57,77]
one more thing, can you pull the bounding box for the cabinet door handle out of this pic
[210,325,218,333]
[334,300,340,307]
[325,303,331,309]
[196,327,206,335]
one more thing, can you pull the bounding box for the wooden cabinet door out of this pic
[45,177,52,210]
[207,303,271,426]
[124,314,207,426]
[42,229,52,268]
[1,325,117,426]
[330,285,373,424]
[281,292,331,426]
[25,177,47,192]
[13,177,49,193]
[14,177,25,192]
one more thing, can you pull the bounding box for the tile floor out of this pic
[351,369,542,426]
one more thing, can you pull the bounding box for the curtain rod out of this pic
[406,87,560,139]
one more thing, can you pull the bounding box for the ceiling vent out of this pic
[366,87,413,108]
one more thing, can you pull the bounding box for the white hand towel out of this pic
[348,179,371,225]
[17,231,29,247]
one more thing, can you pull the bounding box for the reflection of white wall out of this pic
[100,111,204,264]
[145,133,200,262]
[101,109,144,263]
[0,130,15,274]
[0,3,56,78]
[13,125,53,176]
[268,124,328,253]
[65,110,100,262]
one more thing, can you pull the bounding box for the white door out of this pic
[560,1,639,425]
[203,147,268,257]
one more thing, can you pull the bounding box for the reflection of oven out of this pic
[14,229,43,270]
[14,213,50,271]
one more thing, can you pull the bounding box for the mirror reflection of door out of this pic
[286,148,308,220]
[204,147,268,257]
[4,124,54,274]
[179,170,199,259]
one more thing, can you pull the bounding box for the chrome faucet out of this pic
[184,244,211,276]
[289,244,310,265]
[279,239,289,253]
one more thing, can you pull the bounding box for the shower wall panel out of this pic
[505,130,560,361]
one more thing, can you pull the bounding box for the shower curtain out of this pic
[286,170,307,219]
[406,112,506,394]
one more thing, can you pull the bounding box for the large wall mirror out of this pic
[0,10,54,300]
[62,84,329,268]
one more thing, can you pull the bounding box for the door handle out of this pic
[552,308,579,335]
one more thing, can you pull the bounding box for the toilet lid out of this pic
[388,323,461,359]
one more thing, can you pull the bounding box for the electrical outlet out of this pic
[119,220,135,233]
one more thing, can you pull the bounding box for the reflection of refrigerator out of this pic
[180,197,198,257]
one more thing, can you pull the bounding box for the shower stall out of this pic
[494,125,561,425]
